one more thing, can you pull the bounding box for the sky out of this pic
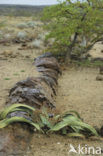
[0,0,61,5]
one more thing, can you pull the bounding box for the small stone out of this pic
[100,126,103,136]
[96,75,103,81]
[100,67,103,75]
[25,55,30,58]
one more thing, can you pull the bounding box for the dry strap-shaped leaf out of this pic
[0,116,42,132]
[48,115,98,137]
[67,133,85,138]
[0,104,35,119]
[62,110,82,120]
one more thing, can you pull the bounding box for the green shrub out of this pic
[42,0,103,59]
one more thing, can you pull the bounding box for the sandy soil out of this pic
[88,41,103,59]
[0,44,39,109]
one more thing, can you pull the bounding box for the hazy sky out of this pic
[0,0,61,5]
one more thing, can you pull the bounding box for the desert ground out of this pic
[0,16,103,156]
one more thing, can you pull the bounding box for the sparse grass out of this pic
[4,78,11,80]
[21,70,25,72]
[0,20,7,28]
[13,73,19,76]
[72,60,103,67]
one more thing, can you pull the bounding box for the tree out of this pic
[42,0,103,60]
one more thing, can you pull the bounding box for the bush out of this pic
[27,21,36,28]
[17,23,28,29]
[42,0,103,60]
[31,39,43,49]
[17,31,27,39]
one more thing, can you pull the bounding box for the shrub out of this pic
[42,0,103,60]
